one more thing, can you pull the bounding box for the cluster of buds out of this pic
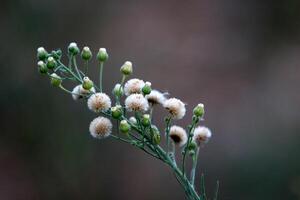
[35,42,215,200]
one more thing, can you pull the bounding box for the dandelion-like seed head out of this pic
[124,78,145,96]
[125,94,149,112]
[145,90,167,106]
[163,98,186,119]
[72,85,95,100]
[193,126,212,146]
[87,92,111,112]
[89,116,112,139]
[169,125,188,146]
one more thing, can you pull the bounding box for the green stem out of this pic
[72,56,82,81]
[165,116,172,155]
[99,62,104,92]
[190,147,200,186]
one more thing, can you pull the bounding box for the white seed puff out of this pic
[124,78,145,96]
[163,98,186,119]
[192,126,212,145]
[169,125,188,146]
[87,93,111,112]
[125,94,149,112]
[89,116,112,139]
[72,85,96,100]
[145,90,166,105]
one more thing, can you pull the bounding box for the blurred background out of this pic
[1,0,300,199]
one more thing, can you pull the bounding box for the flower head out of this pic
[89,116,112,139]
[72,85,95,100]
[125,94,149,112]
[145,90,167,106]
[87,93,111,112]
[169,125,188,146]
[163,98,186,119]
[124,78,145,96]
[192,126,212,146]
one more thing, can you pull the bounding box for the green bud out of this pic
[129,116,137,125]
[51,50,62,60]
[68,42,80,55]
[97,48,108,62]
[120,61,133,76]
[37,47,48,60]
[142,82,152,95]
[38,61,47,74]
[81,46,92,61]
[46,56,57,69]
[50,73,62,87]
[111,105,123,119]
[112,83,124,97]
[119,120,131,134]
[151,125,161,145]
[82,77,94,90]
[193,103,205,118]
[189,149,195,157]
[141,114,151,127]
[188,141,197,151]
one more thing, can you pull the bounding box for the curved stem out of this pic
[99,62,104,92]
[190,147,200,186]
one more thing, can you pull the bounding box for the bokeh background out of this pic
[1,0,300,199]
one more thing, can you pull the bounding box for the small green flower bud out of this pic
[81,46,92,61]
[141,114,151,127]
[38,61,47,74]
[188,141,197,151]
[111,105,123,119]
[50,73,62,87]
[151,125,161,145]
[97,48,108,62]
[112,83,124,97]
[142,81,152,95]
[82,77,94,90]
[120,120,131,134]
[37,47,48,60]
[46,56,57,69]
[68,42,80,55]
[51,50,62,60]
[120,61,133,76]
[193,103,205,118]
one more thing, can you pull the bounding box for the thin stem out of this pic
[190,147,200,187]
[165,116,172,155]
[99,62,104,92]
[73,56,82,81]
[68,54,73,70]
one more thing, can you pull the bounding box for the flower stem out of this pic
[190,147,200,186]
[99,62,104,92]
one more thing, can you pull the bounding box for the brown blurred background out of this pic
[1,0,300,199]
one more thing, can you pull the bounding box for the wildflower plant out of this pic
[36,42,219,200]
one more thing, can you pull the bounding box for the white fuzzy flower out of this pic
[124,78,145,96]
[89,116,112,139]
[169,125,188,146]
[87,93,111,112]
[72,85,95,100]
[192,126,212,145]
[125,94,149,112]
[163,98,186,119]
[145,90,167,105]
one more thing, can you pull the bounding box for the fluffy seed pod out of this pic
[145,90,166,106]
[124,78,145,96]
[163,98,186,119]
[192,126,212,146]
[89,116,112,139]
[120,61,133,76]
[87,93,111,112]
[72,85,96,100]
[97,48,108,62]
[125,94,149,112]
[169,125,188,146]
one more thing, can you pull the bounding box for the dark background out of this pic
[1,0,300,199]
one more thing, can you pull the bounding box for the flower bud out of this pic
[141,114,151,127]
[37,47,47,60]
[112,83,124,97]
[119,120,131,134]
[151,125,161,145]
[46,56,57,69]
[97,48,108,62]
[82,77,94,90]
[120,61,133,76]
[68,42,80,55]
[51,50,62,60]
[129,116,137,125]
[188,141,197,156]
[111,105,123,119]
[38,61,47,74]
[142,81,152,95]
[50,73,62,87]
[81,46,92,61]
[193,103,205,118]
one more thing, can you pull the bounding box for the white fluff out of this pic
[87,92,111,112]
[145,90,166,105]
[89,116,112,139]
[163,98,186,119]
[72,85,95,100]
[169,125,188,146]
[125,94,149,112]
[193,126,212,145]
[124,78,145,96]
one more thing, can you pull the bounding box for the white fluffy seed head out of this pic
[169,125,188,146]
[124,78,145,96]
[89,116,112,139]
[87,93,111,112]
[192,126,212,146]
[72,85,95,100]
[125,94,149,112]
[145,90,167,106]
[163,98,186,119]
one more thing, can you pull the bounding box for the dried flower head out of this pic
[125,94,149,112]
[169,125,188,146]
[87,92,111,112]
[72,85,95,100]
[163,98,186,119]
[192,126,212,146]
[124,78,145,96]
[89,116,112,139]
[145,90,167,106]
